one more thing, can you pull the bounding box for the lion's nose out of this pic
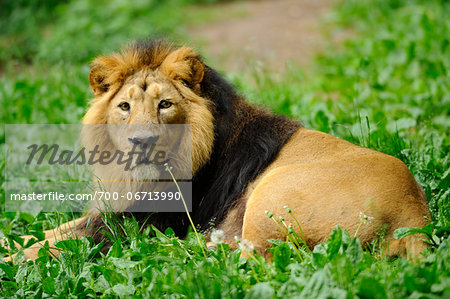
[128,136,159,150]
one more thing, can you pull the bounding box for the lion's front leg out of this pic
[2,215,89,262]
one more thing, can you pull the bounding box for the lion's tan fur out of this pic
[227,129,430,258]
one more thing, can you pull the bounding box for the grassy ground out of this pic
[1,0,449,297]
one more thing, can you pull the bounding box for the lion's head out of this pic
[82,40,215,178]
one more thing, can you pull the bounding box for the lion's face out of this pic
[107,70,187,126]
[82,44,215,182]
[105,70,191,180]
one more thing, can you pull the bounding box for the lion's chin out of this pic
[131,165,161,181]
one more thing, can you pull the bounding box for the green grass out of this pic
[1,0,449,297]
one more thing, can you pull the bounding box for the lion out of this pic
[6,39,430,261]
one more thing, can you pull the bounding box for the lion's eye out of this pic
[118,102,130,111]
[158,99,173,109]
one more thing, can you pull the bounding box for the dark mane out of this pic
[191,65,300,229]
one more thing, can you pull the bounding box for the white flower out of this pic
[359,212,375,224]
[0,237,8,248]
[210,229,225,244]
[283,205,292,213]
[239,239,254,252]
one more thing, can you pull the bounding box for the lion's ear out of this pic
[161,47,204,88]
[89,55,129,96]
[88,63,110,96]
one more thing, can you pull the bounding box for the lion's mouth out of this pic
[129,161,162,180]
[125,134,170,171]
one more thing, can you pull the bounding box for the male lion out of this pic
[8,39,429,260]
